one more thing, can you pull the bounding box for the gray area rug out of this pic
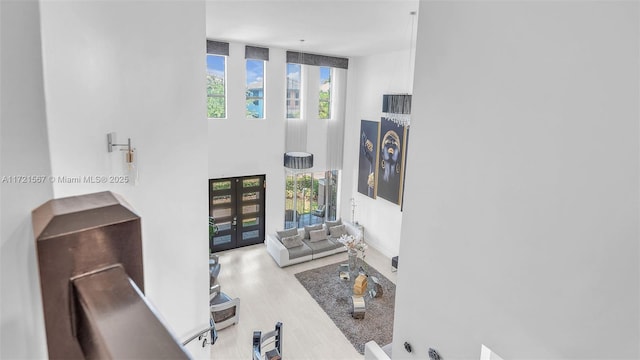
[295,261,395,354]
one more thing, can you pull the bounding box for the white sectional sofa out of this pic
[265,220,361,267]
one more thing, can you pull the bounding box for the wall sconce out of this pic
[107,132,134,162]
[107,132,137,183]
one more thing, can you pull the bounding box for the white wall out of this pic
[207,41,348,235]
[394,2,639,359]
[0,0,52,358]
[208,43,287,236]
[39,1,209,357]
[342,49,414,258]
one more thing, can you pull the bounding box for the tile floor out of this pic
[211,242,397,359]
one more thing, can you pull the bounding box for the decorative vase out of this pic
[348,249,358,272]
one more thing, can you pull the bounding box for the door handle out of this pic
[232,217,237,226]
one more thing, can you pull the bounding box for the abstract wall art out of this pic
[376,118,408,205]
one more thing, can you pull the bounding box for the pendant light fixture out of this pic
[382,11,416,128]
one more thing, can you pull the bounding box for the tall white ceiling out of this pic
[206,0,419,58]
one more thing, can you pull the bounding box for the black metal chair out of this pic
[209,255,240,330]
[312,204,326,219]
[252,322,283,360]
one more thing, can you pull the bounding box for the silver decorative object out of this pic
[339,264,350,280]
[369,276,383,298]
[347,249,358,272]
[351,296,366,319]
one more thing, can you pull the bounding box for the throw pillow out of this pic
[329,224,347,238]
[309,229,327,242]
[325,218,342,234]
[276,227,298,241]
[303,224,324,239]
[281,234,303,249]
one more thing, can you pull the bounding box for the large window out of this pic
[207,55,226,118]
[286,63,301,118]
[284,170,339,228]
[319,66,332,119]
[246,59,265,118]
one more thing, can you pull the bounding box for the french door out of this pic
[209,175,266,253]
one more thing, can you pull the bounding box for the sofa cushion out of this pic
[329,224,347,238]
[287,242,313,259]
[303,224,324,239]
[325,218,342,234]
[303,239,340,253]
[281,234,303,249]
[277,227,299,241]
[309,229,328,242]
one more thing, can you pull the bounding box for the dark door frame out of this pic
[209,175,266,253]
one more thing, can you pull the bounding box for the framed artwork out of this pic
[400,126,409,210]
[376,118,408,205]
[357,120,380,198]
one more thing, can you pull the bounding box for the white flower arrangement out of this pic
[337,232,368,260]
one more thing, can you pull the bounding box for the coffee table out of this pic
[338,264,368,318]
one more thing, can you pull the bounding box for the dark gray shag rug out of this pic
[295,261,395,354]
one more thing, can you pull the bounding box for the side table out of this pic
[351,295,366,319]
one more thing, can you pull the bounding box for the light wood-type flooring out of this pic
[211,242,397,359]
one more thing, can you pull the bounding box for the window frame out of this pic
[245,59,266,119]
[318,66,333,120]
[207,54,227,119]
[286,63,303,119]
[284,169,340,228]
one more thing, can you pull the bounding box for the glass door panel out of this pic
[284,171,337,228]
[209,178,237,252]
[237,176,265,248]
